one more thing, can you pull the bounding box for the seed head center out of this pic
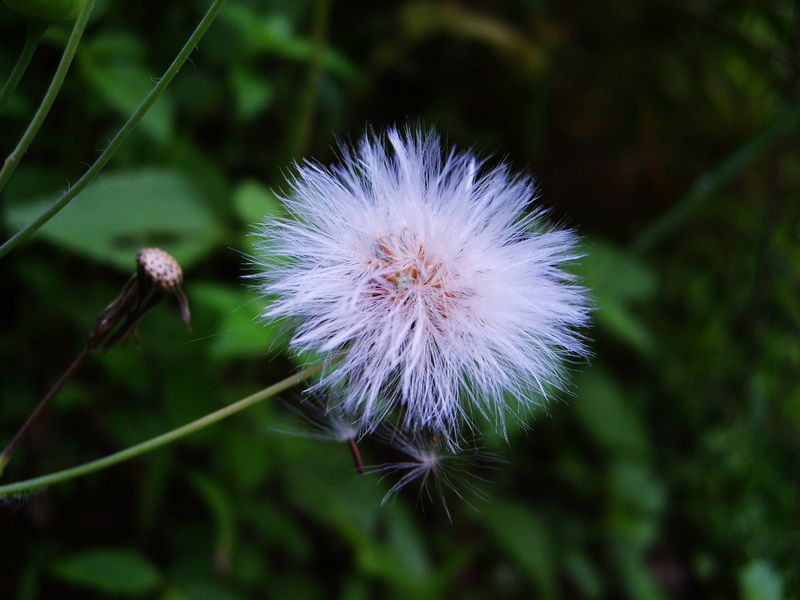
[368,233,464,319]
[386,265,420,290]
[374,235,441,292]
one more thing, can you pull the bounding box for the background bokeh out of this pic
[1,0,799,598]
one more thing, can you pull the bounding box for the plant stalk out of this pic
[0,1,95,193]
[633,99,800,253]
[287,0,330,159]
[0,345,91,476]
[0,0,227,260]
[0,20,48,115]
[0,364,321,497]
[347,437,365,475]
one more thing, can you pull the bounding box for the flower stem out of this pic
[347,437,365,474]
[0,345,91,476]
[0,20,48,115]
[286,0,330,159]
[0,0,227,260]
[632,99,800,253]
[0,364,321,497]
[0,1,95,194]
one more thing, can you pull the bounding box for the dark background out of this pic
[1,0,798,598]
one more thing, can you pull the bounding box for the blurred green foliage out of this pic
[1,0,799,597]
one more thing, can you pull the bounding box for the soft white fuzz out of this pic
[256,128,590,444]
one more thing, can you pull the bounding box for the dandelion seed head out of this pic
[368,429,504,521]
[255,128,590,444]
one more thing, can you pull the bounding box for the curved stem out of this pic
[0,345,91,475]
[0,364,321,497]
[0,20,48,115]
[0,0,227,260]
[0,1,95,194]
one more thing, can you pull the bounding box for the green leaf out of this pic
[483,501,556,600]
[5,169,224,270]
[79,32,174,142]
[575,239,656,353]
[740,560,784,600]
[399,2,545,72]
[50,548,160,596]
[189,282,288,360]
[574,368,649,455]
[564,551,603,599]
[230,66,275,120]
[358,505,431,585]
[596,301,653,355]
[220,5,361,83]
[186,471,236,574]
[613,549,664,600]
[3,165,65,203]
[241,501,311,561]
[579,240,656,303]
[166,581,248,600]
[608,461,665,550]
[233,179,285,224]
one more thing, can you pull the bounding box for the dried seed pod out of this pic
[0,247,192,474]
[88,248,191,350]
[137,247,184,291]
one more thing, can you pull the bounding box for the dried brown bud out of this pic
[0,246,194,475]
[87,248,191,350]
[137,248,184,291]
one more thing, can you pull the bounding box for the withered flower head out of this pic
[137,247,184,291]
[89,247,191,350]
[0,248,193,476]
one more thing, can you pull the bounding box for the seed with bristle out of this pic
[137,248,183,291]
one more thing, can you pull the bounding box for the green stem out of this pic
[632,99,800,253]
[0,20,48,115]
[0,0,227,260]
[0,364,321,497]
[287,0,330,159]
[0,345,91,475]
[0,1,94,193]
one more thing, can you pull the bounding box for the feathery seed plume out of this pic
[255,128,590,445]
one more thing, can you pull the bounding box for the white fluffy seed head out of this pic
[255,128,590,445]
